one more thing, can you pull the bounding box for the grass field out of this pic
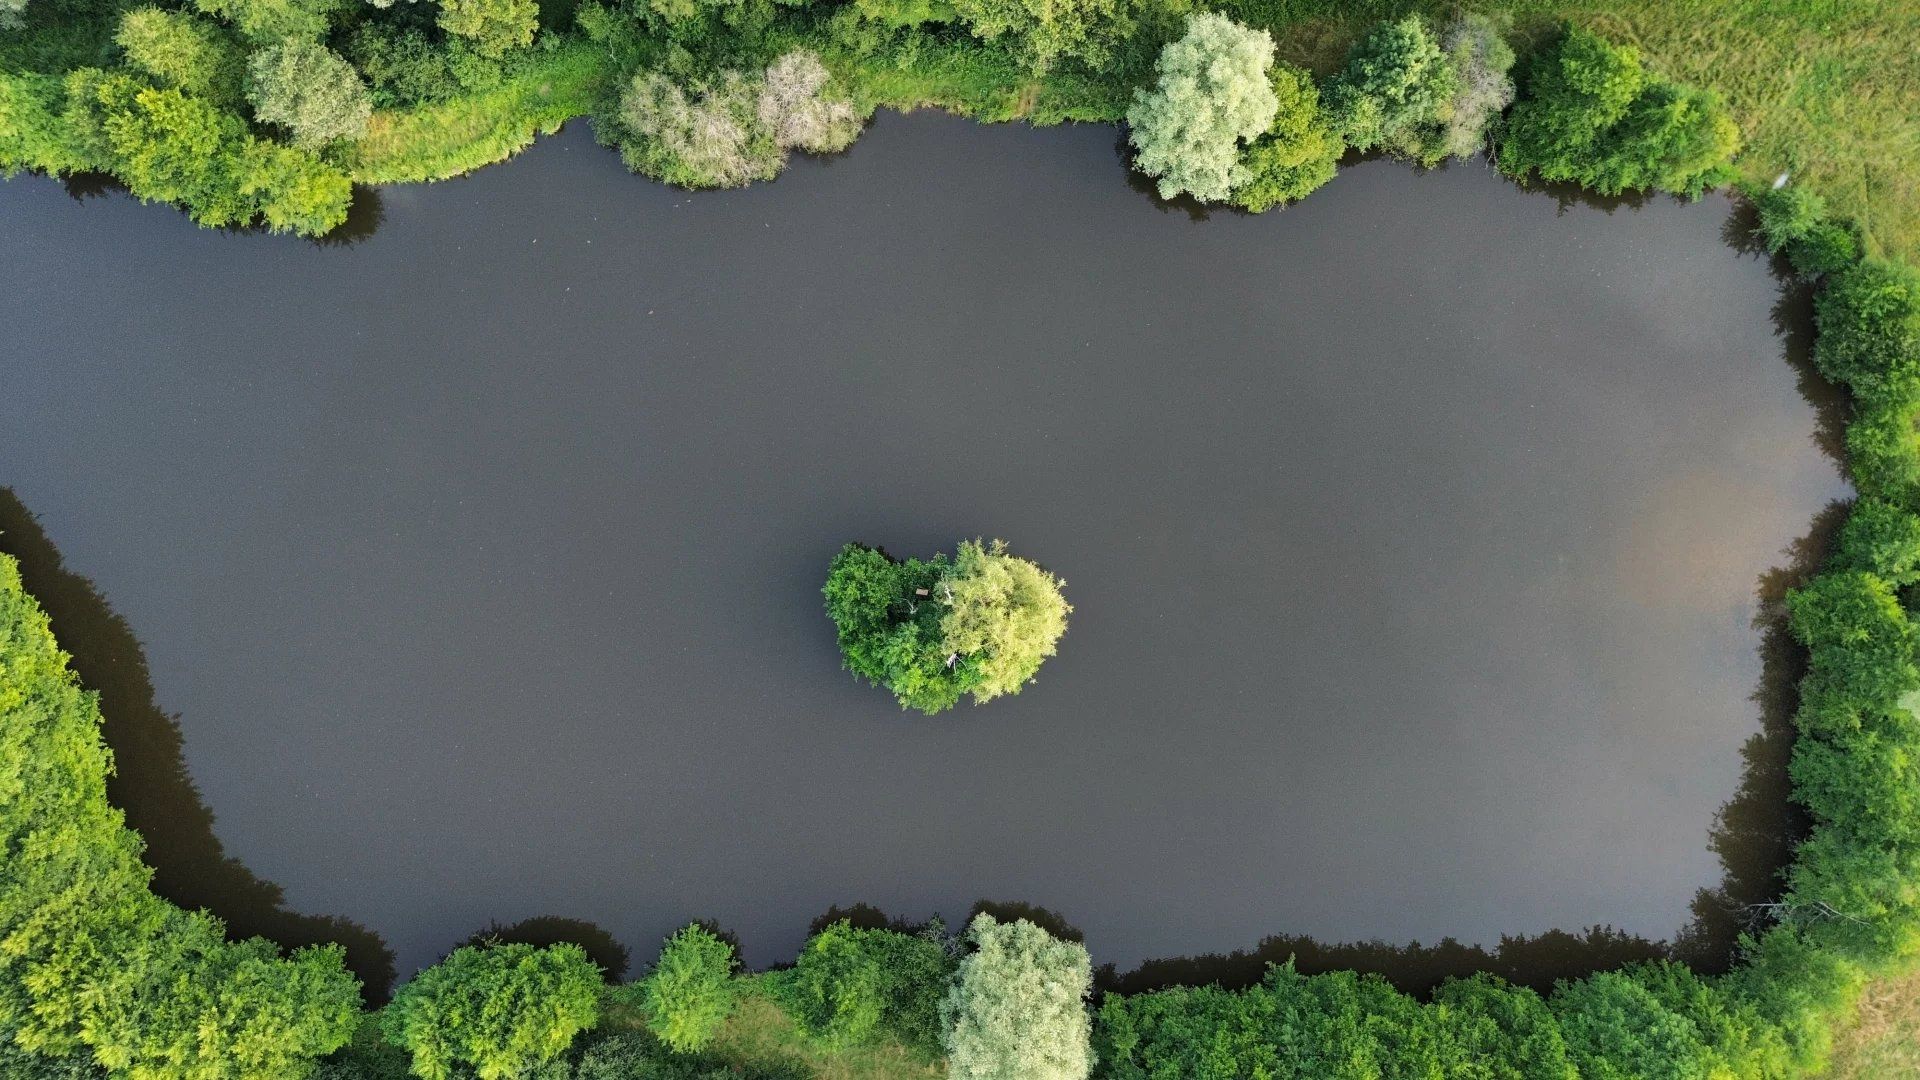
[1822,965,1920,1078]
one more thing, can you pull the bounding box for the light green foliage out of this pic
[1125,12,1275,203]
[941,914,1090,1080]
[939,539,1071,705]
[438,0,537,59]
[1815,260,1920,401]
[1499,24,1738,197]
[1427,973,1578,1079]
[0,555,362,1078]
[190,0,333,44]
[822,539,1069,713]
[1549,964,1786,1080]
[788,922,956,1055]
[381,942,602,1080]
[0,0,25,30]
[1321,13,1453,163]
[1230,62,1337,212]
[948,0,1126,74]
[1835,498,1920,584]
[644,925,738,1053]
[613,50,860,189]
[247,37,371,147]
[1757,185,1861,277]
[114,7,244,106]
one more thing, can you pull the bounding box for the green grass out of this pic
[346,39,609,184]
[1822,965,1920,1078]
[597,975,944,1080]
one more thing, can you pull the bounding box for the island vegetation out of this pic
[6,0,1920,1075]
[824,539,1070,714]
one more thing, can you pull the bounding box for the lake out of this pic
[0,111,1849,995]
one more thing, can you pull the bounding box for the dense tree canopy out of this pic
[1230,62,1338,212]
[1125,13,1276,203]
[380,942,602,1080]
[246,37,371,147]
[642,925,738,1053]
[823,539,1069,713]
[787,921,955,1055]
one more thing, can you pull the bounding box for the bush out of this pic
[643,925,738,1053]
[1230,62,1339,212]
[114,7,245,106]
[788,922,955,1054]
[1814,260,1920,401]
[1500,24,1738,197]
[0,555,363,1078]
[1125,12,1276,203]
[942,914,1091,1080]
[246,37,372,148]
[381,942,602,1080]
[823,539,1070,713]
[1757,185,1862,277]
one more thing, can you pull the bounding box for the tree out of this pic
[1437,13,1514,160]
[247,37,372,148]
[1231,63,1340,212]
[1126,13,1276,203]
[1428,974,1578,1079]
[614,51,860,189]
[949,0,1128,74]
[643,925,737,1053]
[1499,25,1737,197]
[1756,185,1861,277]
[380,942,602,1080]
[941,914,1091,1080]
[1322,13,1454,162]
[789,922,956,1054]
[939,539,1071,705]
[756,51,861,156]
[1835,498,1920,584]
[1813,259,1920,400]
[190,0,335,43]
[0,0,25,30]
[437,0,537,59]
[114,8,245,107]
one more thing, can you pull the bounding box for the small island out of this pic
[824,539,1070,714]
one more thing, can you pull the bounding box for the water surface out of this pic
[0,113,1846,987]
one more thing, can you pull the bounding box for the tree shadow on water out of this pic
[0,488,398,1002]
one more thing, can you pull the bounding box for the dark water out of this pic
[0,112,1848,995]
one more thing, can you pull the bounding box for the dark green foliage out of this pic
[1550,969,1724,1080]
[1844,394,1920,504]
[1756,185,1861,277]
[1321,12,1453,163]
[1834,497,1920,584]
[1426,974,1576,1079]
[381,942,602,1080]
[1500,25,1738,197]
[575,1031,810,1079]
[0,555,363,1078]
[1815,260,1920,401]
[643,925,738,1053]
[787,922,955,1055]
[823,542,971,712]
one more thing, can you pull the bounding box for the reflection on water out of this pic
[0,489,398,1002]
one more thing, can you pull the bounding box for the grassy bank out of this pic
[1822,966,1920,1079]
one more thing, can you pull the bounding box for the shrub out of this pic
[1427,973,1577,1079]
[789,922,955,1054]
[1757,185,1862,277]
[1230,62,1340,212]
[948,0,1127,74]
[381,942,602,1080]
[942,914,1091,1080]
[1551,969,1723,1079]
[823,539,1070,713]
[643,925,738,1053]
[1500,24,1738,197]
[1844,394,1920,504]
[1437,13,1515,160]
[1323,14,1454,162]
[1125,12,1277,203]
[246,37,372,148]
[0,555,363,1078]
[1814,260,1920,400]
[1834,497,1920,583]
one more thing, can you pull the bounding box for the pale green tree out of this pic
[942,914,1092,1080]
[939,539,1070,705]
[114,8,245,106]
[1126,12,1277,203]
[246,37,371,147]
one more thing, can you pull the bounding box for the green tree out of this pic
[1437,13,1514,160]
[789,922,955,1054]
[644,925,737,1053]
[114,7,245,106]
[949,0,1127,74]
[1428,973,1577,1079]
[1835,498,1920,584]
[1814,259,1920,400]
[1126,12,1276,203]
[938,539,1071,705]
[1231,62,1340,212]
[247,37,371,148]
[438,0,538,59]
[1499,25,1738,197]
[1322,13,1454,162]
[942,914,1091,1080]
[1756,185,1861,277]
[381,942,602,1080]
[191,0,335,44]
